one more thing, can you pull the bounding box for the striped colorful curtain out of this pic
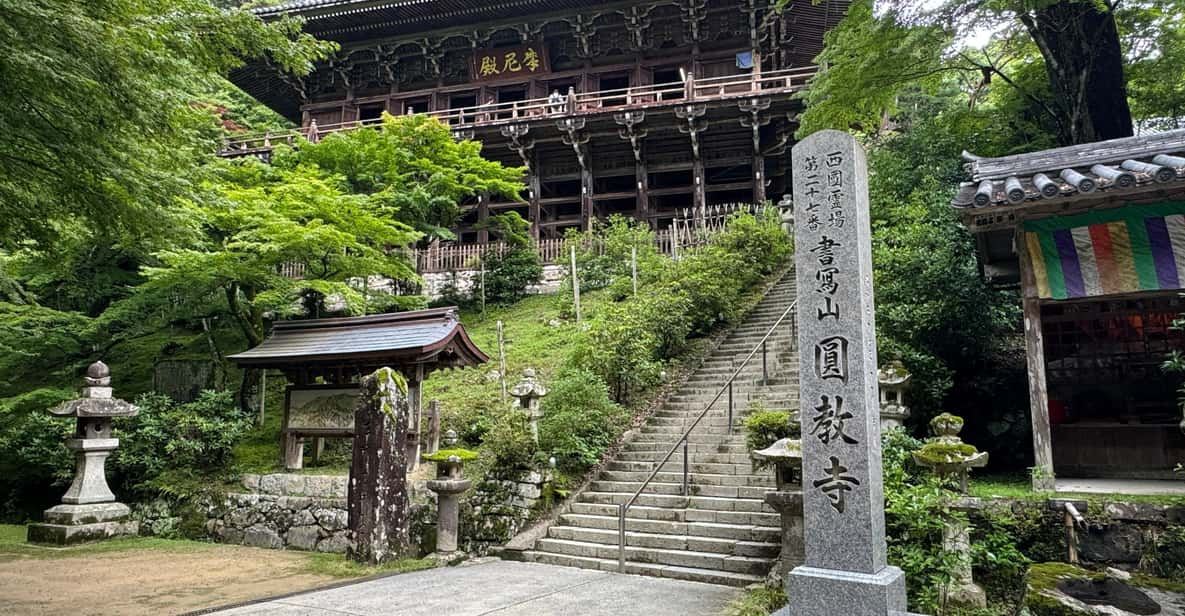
[1023,202,1185,300]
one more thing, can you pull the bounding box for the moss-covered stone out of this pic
[422,448,479,463]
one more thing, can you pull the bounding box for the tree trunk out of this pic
[1021,2,1134,145]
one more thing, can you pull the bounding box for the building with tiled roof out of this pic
[951,130,1185,490]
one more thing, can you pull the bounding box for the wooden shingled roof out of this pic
[227,307,489,372]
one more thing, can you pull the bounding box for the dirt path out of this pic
[0,544,339,616]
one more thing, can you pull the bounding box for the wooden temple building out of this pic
[224,0,848,242]
[953,130,1185,488]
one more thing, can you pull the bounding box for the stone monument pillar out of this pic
[348,368,412,565]
[509,368,548,443]
[27,362,140,545]
[877,361,912,431]
[785,130,910,615]
[425,430,472,555]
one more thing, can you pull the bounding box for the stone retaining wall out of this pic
[462,470,547,554]
[421,265,565,300]
[136,469,548,556]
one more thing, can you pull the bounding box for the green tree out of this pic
[293,113,525,241]
[0,0,334,250]
[133,159,423,347]
[796,0,1181,145]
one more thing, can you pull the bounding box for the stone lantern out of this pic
[877,360,912,430]
[27,362,140,545]
[425,430,473,555]
[777,194,794,235]
[913,413,989,609]
[753,437,805,585]
[509,368,548,443]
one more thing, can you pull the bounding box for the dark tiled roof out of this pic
[228,307,488,368]
[952,129,1185,209]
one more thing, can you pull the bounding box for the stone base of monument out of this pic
[27,502,139,545]
[784,565,910,616]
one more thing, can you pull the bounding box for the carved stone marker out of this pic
[425,430,472,555]
[786,130,909,615]
[27,362,140,545]
[347,368,412,565]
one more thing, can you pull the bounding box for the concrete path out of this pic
[206,560,741,616]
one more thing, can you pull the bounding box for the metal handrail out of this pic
[617,298,798,572]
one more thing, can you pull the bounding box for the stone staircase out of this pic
[519,271,799,586]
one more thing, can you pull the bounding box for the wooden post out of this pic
[497,320,508,402]
[631,246,638,296]
[477,194,490,244]
[406,365,423,471]
[284,434,304,471]
[258,371,267,426]
[426,400,441,455]
[1016,227,1056,492]
[571,245,582,323]
[480,256,486,315]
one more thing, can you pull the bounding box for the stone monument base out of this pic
[26,502,139,546]
[784,565,909,616]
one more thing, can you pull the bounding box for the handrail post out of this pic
[762,341,768,383]
[618,503,627,572]
[682,437,690,496]
[727,381,734,434]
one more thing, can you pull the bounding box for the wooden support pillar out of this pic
[581,162,595,232]
[636,158,650,226]
[1016,227,1056,491]
[529,156,542,241]
[753,153,767,204]
[693,157,707,224]
[477,195,490,244]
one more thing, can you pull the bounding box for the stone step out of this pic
[609,454,755,468]
[607,462,761,476]
[568,502,781,527]
[532,538,773,575]
[588,480,770,499]
[577,492,776,514]
[598,470,774,487]
[547,525,779,557]
[557,514,780,544]
[520,551,766,587]
[622,441,748,454]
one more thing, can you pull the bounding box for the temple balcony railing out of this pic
[220,66,817,157]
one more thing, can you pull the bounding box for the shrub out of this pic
[744,409,798,453]
[538,369,629,473]
[481,245,543,306]
[480,407,537,470]
[113,390,251,497]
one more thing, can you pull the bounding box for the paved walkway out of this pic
[205,560,741,616]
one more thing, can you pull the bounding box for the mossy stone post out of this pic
[912,413,989,609]
[347,368,413,565]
